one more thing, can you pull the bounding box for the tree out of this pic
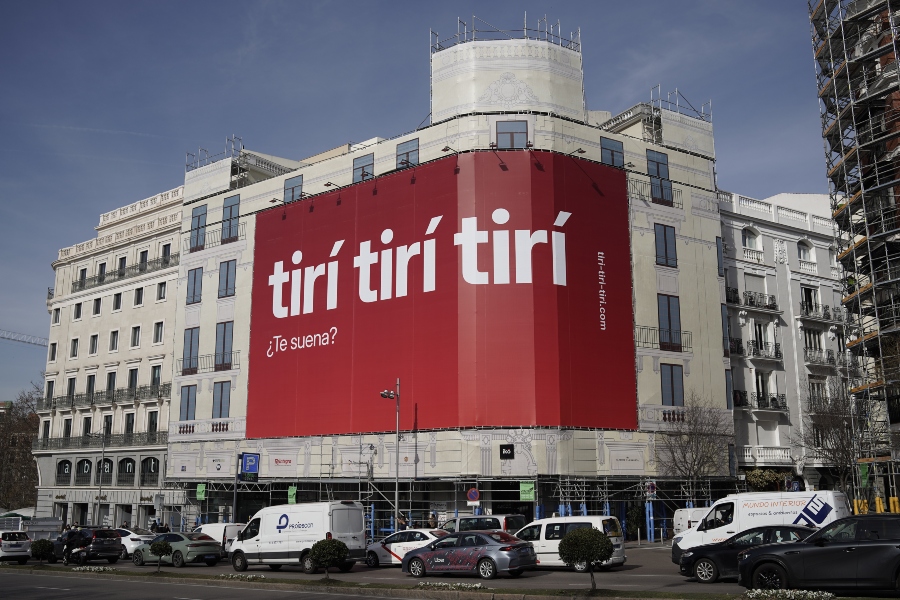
[0,379,40,510]
[308,538,349,579]
[31,538,54,565]
[558,527,613,591]
[150,540,172,573]
[653,391,734,500]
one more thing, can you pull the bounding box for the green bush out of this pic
[558,527,613,591]
[308,538,349,579]
[149,540,173,573]
[31,539,54,564]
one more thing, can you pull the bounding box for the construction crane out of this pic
[0,329,49,348]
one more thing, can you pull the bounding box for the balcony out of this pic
[799,302,841,321]
[751,392,788,412]
[743,291,778,311]
[836,353,861,374]
[809,395,838,414]
[38,385,171,411]
[177,351,240,376]
[183,222,246,254]
[726,287,741,304]
[743,247,764,263]
[747,340,783,360]
[168,417,246,441]
[627,178,683,209]
[739,445,793,465]
[71,254,180,294]
[804,347,836,366]
[634,326,693,353]
[32,431,167,451]
[729,337,745,356]
[799,259,818,274]
[733,390,750,408]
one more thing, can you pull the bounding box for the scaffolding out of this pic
[809,0,900,505]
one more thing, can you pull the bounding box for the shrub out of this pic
[558,527,613,591]
[31,539,54,564]
[308,538,349,579]
[149,540,173,573]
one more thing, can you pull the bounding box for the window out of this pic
[130,326,141,348]
[139,250,148,269]
[157,282,167,301]
[78,268,87,284]
[45,380,54,400]
[218,260,236,298]
[127,368,138,390]
[97,262,106,281]
[190,205,207,252]
[63,418,72,438]
[180,385,197,421]
[353,153,374,183]
[716,237,724,277]
[661,364,684,406]
[86,374,95,396]
[103,414,112,436]
[52,308,60,324]
[600,137,624,168]
[42,421,50,439]
[106,371,116,392]
[755,370,770,396]
[805,328,822,350]
[89,334,98,355]
[92,298,101,316]
[657,294,683,351]
[647,150,673,205]
[49,342,57,362]
[56,460,71,485]
[215,321,234,370]
[283,174,304,203]
[109,330,119,352]
[134,287,144,306]
[73,303,82,320]
[125,412,135,435]
[742,228,758,249]
[213,381,231,418]
[148,411,158,433]
[725,370,734,409]
[162,242,172,265]
[153,321,164,344]
[150,365,161,387]
[222,195,240,243]
[183,327,200,375]
[396,139,419,169]
[82,416,92,437]
[186,268,203,304]
[117,256,127,274]
[70,338,79,358]
[654,224,677,267]
[798,241,812,261]
[721,304,729,354]
[496,121,528,149]
[112,293,122,311]
[66,377,76,398]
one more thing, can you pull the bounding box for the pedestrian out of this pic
[428,513,437,528]
[397,513,408,531]
[121,521,128,528]
[150,520,158,533]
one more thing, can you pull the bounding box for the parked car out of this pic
[440,514,527,534]
[51,528,122,565]
[401,530,536,579]
[114,527,155,559]
[192,523,246,557]
[516,516,626,571]
[132,532,223,567]
[365,528,448,567]
[0,531,31,564]
[737,514,900,591]
[679,524,812,583]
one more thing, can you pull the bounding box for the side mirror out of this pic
[815,537,827,547]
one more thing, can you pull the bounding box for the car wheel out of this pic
[107,557,119,564]
[132,550,145,567]
[509,569,524,577]
[408,557,425,578]
[477,558,496,580]
[365,551,380,568]
[172,551,185,568]
[76,552,87,566]
[694,558,718,583]
[119,546,128,560]
[337,561,354,573]
[573,561,589,573]
[205,559,219,567]
[302,554,318,574]
[232,551,247,572]
[752,563,788,590]
[269,564,282,570]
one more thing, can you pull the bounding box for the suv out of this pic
[54,528,123,565]
[440,514,527,534]
[0,531,31,564]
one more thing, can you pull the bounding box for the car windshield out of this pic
[813,520,857,542]
[130,528,152,535]
[186,533,215,541]
[487,531,519,543]
[1,532,28,541]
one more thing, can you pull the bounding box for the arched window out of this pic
[56,460,72,486]
[141,457,160,487]
[117,458,135,487]
[75,459,92,485]
[742,228,758,249]
[96,458,113,486]
[798,241,814,262]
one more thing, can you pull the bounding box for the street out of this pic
[0,543,747,597]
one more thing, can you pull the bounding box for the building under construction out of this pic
[809,0,900,507]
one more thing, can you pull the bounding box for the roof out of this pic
[761,193,831,219]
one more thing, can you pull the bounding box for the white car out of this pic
[365,528,448,567]
[114,527,155,559]
[0,531,31,564]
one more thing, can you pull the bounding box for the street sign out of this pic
[500,444,515,460]
[519,481,535,501]
[239,453,260,482]
[466,488,480,502]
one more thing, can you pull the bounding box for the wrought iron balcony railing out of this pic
[743,291,778,311]
[729,337,745,356]
[726,287,741,304]
[32,431,167,451]
[751,392,788,411]
[634,326,693,352]
[37,384,171,411]
[177,351,240,376]
[733,390,750,408]
[804,348,836,365]
[627,178,683,209]
[183,222,246,254]
[71,254,180,294]
[747,340,782,360]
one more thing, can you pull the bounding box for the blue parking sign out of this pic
[242,453,260,474]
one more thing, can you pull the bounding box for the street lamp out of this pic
[87,427,109,527]
[380,378,400,530]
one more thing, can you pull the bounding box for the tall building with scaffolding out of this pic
[809,0,899,505]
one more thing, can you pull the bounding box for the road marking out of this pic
[174,597,204,600]
[36,587,71,591]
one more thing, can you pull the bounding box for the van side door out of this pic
[541,522,567,566]
[697,502,736,545]
[242,518,261,562]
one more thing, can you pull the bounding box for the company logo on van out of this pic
[276,514,315,533]
[792,494,833,527]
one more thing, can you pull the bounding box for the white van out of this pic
[515,516,626,570]
[440,514,528,534]
[673,508,708,535]
[230,501,366,572]
[193,522,246,556]
[671,491,850,563]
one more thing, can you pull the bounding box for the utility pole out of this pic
[380,378,401,530]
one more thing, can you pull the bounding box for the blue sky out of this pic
[0,1,823,398]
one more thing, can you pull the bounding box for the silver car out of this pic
[115,527,155,559]
[401,530,536,579]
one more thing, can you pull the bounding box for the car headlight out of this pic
[674,536,683,544]
[681,552,693,559]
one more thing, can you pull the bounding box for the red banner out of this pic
[247,152,636,437]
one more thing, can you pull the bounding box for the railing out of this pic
[831,266,842,279]
[634,326,693,352]
[661,409,685,423]
[733,390,749,408]
[32,431,167,451]
[183,222,246,254]
[47,288,54,300]
[117,470,135,487]
[743,247,764,262]
[626,178,683,209]
[799,259,818,274]
[747,340,783,360]
[169,417,246,440]
[809,395,840,413]
[726,287,741,304]
[729,337,745,356]
[836,354,861,372]
[740,446,792,464]
[800,302,840,320]
[71,254,180,294]
[42,385,171,411]
[74,471,92,486]
[177,352,240,376]
[751,392,788,411]
[55,472,71,486]
[140,471,159,487]
[804,347,836,365]
[743,291,778,310]
[739,196,773,214]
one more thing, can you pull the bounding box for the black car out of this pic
[738,514,900,591]
[49,528,123,565]
[679,525,812,583]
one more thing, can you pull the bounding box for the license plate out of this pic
[205,555,217,559]
[9,544,21,548]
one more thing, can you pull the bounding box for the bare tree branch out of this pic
[0,377,42,510]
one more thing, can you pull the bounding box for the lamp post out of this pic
[90,427,108,527]
[380,378,400,530]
